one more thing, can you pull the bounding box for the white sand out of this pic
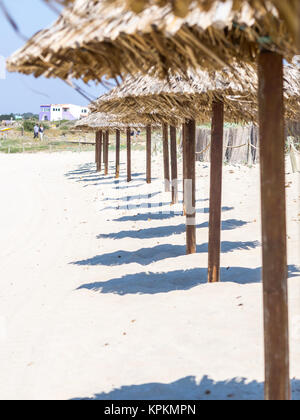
[0,149,299,400]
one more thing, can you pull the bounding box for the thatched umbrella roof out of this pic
[7,0,299,82]
[75,112,147,132]
[92,64,300,125]
[105,1,298,23]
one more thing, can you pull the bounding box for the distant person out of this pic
[33,124,39,139]
[39,125,44,141]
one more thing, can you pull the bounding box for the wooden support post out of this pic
[105,130,109,176]
[184,119,196,255]
[298,1,300,51]
[208,101,224,283]
[146,125,152,184]
[95,132,98,164]
[115,129,120,179]
[162,123,170,192]
[258,51,290,401]
[170,125,178,204]
[102,132,106,163]
[96,130,102,172]
[182,123,186,215]
[127,128,132,182]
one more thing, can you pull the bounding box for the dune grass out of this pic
[0,137,95,154]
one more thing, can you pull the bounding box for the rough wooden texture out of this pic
[258,51,290,401]
[96,130,102,172]
[208,101,224,283]
[115,129,120,178]
[105,130,109,176]
[127,128,132,182]
[95,132,98,164]
[146,125,152,184]
[170,125,178,204]
[185,119,196,255]
[103,132,106,164]
[162,123,170,192]
[196,125,260,164]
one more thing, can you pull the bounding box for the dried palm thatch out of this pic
[44,0,74,6]
[92,64,300,125]
[7,0,299,83]
[46,0,300,46]
[75,112,147,131]
[110,109,186,126]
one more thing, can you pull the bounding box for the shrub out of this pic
[23,120,36,132]
[23,121,49,132]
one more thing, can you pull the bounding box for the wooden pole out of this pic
[96,130,102,172]
[258,51,290,400]
[182,123,187,215]
[95,132,98,164]
[102,131,106,163]
[162,123,170,192]
[115,129,120,179]
[184,119,196,255]
[105,130,109,176]
[127,128,132,182]
[146,125,152,184]
[170,125,178,204]
[208,100,224,283]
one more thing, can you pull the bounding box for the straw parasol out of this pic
[75,111,162,131]
[92,65,300,125]
[74,112,147,131]
[7,0,299,82]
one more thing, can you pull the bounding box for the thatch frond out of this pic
[7,0,298,82]
[92,64,300,125]
[44,0,74,5]
[75,112,147,131]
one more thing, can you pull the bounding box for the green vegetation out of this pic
[23,120,50,132]
[23,120,36,132]
[0,113,15,121]
[0,113,39,121]
[0,137,95,154]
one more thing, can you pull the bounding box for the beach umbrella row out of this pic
[75,112,147,179]
[6,0,300,400]
[93,65,300,124]
[7,0,299,81]
[91,63,299,261]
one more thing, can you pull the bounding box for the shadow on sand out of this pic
[72,375,300,400]
[65,162,149,184]
[76,265,300,295]
[112,207,234,222]
[72,242,260,268]
[97,219,248,240]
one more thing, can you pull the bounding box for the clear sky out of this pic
[0,0,107,114]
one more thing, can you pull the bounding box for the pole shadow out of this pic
[72,242,260,268]
[71,375,300,400]
[112,207,234,222]
[97,219,249,240]
[76,265,299,295]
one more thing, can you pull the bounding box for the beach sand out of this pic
[0,149,299,400]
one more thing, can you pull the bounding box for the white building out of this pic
[39,104,90,122]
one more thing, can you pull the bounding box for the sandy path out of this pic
[0,150,299,400]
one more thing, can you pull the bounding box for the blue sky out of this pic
[0,0,107,114]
